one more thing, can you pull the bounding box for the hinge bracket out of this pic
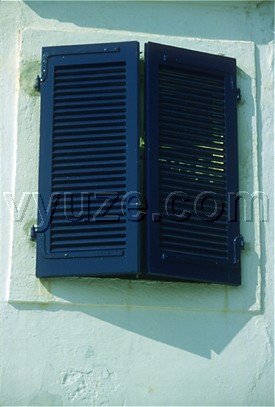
[34,75,41,92]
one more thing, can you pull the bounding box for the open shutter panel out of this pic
[145,42,241,285]
[36,42,140,277]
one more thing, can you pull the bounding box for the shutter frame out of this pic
[36,41,140,278]
[145,42,241,285]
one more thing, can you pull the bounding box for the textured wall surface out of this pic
[1,1,274,405]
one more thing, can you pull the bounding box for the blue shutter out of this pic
[36,42,140,277]
[145,42,242,285]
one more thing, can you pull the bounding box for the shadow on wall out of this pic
[13,301,252,359]
[24,1,273,44]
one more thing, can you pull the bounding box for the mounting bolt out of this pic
[240,235,245,249]
[236,88,241,102]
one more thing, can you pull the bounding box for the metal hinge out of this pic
[233,234,245,264]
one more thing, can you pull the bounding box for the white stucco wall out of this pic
[1,1,274,405]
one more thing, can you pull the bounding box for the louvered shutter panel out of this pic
[36,42,140,277]
[145,42,241,285]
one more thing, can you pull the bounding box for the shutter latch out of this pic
[34,75,41,92]
[233,234,245,264]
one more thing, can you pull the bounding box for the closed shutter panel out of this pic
[145,42,241,285]
[36,42,140,277]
